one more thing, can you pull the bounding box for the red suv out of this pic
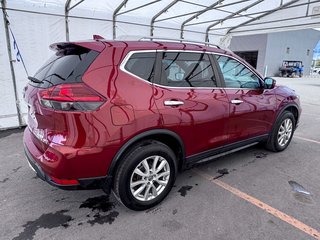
[23,38,301,210]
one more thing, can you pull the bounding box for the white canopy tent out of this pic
[1,0,319,129]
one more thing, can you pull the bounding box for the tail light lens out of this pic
[38,83,105,111]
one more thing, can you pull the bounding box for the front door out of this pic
[214,54,277,144]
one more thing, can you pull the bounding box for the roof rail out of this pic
[139,37,221,49]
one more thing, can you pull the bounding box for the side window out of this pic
[124,52,156,82]
[215,55,261,89]
[160,52,217,88]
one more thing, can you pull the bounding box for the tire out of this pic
[114,140,177,211]
[265,111,295,152]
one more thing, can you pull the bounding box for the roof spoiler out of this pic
[93,35,105,40]
[49,40,106,52]
[49,42,78,51]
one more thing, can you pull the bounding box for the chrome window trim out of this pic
[119,50,157,86]
[119,49,263,90]
[213,52,264,86]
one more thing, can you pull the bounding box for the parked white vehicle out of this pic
[311,67,320,74]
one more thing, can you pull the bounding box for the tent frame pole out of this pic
[157,0,248,23]
[113,0,128,40]
[65,0,71,41]
[65,0,85,41]
[1,0,23,127]
[150,0,179,37]
[227,0,299,34]
[180,0,224,39]
[205,0,264,42]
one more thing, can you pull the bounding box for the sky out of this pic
[314,40,320,60]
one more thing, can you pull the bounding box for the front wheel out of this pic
[114,140,177,210]
[265,111,295,152]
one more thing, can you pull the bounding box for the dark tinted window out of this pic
[124,52,156,82]
[215,55,261,89]
[31,46,99,88]
[159,52,216,88]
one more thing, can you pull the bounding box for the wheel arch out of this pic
[107,129,186,179]
[275,103,300,128]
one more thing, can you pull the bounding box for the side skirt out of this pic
[185,134,269,168]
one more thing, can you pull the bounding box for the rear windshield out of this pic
[31,46,99,88]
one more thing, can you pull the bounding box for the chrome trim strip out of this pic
[214,52,264,82]
[27,160,36,173]
[119,49,264,90]
[119,50,157,86]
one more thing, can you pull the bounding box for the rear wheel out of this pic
[114,140,177,210]
[265,111,295,152]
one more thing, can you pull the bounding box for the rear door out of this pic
[214,54,277,143]
[153,51,230,157]
[24,43,101,149]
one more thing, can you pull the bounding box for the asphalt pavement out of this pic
[1,76,320,240]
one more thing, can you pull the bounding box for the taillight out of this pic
[38,83,105,111]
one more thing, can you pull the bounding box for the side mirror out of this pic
[264,77,276,89]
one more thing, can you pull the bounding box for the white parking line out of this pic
[295,136,320,145]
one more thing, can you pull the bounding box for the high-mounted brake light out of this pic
[38,83,105,111]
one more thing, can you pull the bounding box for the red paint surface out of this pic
[23,40,301,182]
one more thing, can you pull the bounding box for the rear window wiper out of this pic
[28,76,43,84]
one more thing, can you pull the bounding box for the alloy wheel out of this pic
[277,118,293,147]
[130,155,170,201]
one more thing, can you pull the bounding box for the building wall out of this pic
[230,29,320,77]
[265,29,320,77]
[229,34,268,75]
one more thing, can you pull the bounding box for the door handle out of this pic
[164,100,184,106]
[231,99,243,105]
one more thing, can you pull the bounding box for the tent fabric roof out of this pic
[4,0,320,43]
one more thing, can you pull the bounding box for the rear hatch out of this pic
[24,41,105,151]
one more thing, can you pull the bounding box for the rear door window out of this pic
[158,52,217,88]
[31,46,99,88]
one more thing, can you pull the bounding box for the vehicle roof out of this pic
[52,39,237,58]
[101,40,229,54]
[50,39,260,78]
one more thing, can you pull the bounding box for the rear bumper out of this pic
[23,128,112,192]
